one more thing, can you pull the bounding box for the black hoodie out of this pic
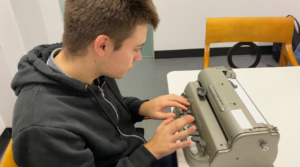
[11,43,157,167]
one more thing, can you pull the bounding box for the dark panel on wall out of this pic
[154,46,273,59]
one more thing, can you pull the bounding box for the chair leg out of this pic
[0,139,18,167]
[203,44,210,69]
[284,44,299,66]
[279,52,288,67]
[279,44,288,67]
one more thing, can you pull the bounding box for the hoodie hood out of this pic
[11,43,89,96]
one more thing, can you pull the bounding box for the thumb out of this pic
[156,112,176,120]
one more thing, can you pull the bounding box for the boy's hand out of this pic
[139,94,189,120]
[144,115,196,160]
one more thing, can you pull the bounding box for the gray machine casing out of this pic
[174,67,279,167]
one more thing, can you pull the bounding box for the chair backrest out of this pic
[205,17,294,44]
[0,139,18,167]
[203,17,298,68]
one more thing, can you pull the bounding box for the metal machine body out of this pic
[174,67,279,167]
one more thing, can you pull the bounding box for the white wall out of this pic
[10,0,64,52]
[6,0,300,53]
[0,46,17,131]
[10,0,48,52]
[0,0,63,132]
[0,0,25,130]
[153,0,300,51]
[38,0,64,44]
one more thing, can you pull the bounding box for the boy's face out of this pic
[103,24,148,79]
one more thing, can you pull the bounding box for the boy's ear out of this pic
[94,35,109,57]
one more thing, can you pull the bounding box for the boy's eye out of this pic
[135,48,142,52]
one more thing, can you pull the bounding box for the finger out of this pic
[158,117,174,129]
[172,140,192,150]
[166,112,176,118]
[167,95,190,106]
[164,94,187,102]
[169,94,187,100]
[161,101,188,111]
[154,112,176,120]
[170,94,189,101]
[172,125,196,142]
[167,115,195,134]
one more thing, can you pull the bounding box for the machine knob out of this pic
[191,131,199,136]
[191,136,207,148]
[178,108,183,115]
[183,109,192,115]
[260,142,269,151]
[186,110,192,115]
[199,140,207,148]
[191,136,201,142]
[197,87,207,96]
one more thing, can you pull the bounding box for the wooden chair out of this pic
[0,139,18,167]
[203,17,299,69]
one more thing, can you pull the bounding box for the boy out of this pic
[11,0,196,166]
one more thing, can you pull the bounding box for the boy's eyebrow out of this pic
[136,43,145,47]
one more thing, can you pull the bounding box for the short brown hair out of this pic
[62,0,160,56]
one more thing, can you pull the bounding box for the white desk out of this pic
[167,67,300,167]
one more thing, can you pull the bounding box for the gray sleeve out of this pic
[122,96,148,123]
[13,126,157,167]
[117,145,157,167]
[13,126,95,167]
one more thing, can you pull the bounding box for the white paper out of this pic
[187,136,198,154]
[228,78,267,124]
[231,109,253,129]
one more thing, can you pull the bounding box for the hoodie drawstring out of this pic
[86,85,146,143]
